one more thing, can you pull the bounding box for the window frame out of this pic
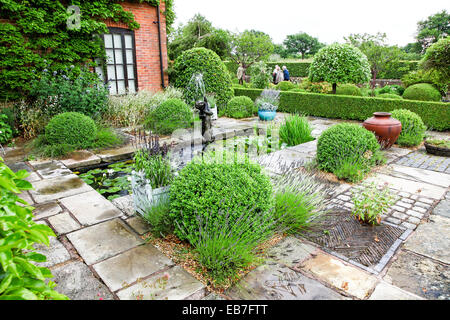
[101,27,138,94]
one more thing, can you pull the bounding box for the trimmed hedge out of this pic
[234,88,450,131]
[225,60,418,79]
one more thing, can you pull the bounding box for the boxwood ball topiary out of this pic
[169,161,274,240]
[317,123,380,172]
[276,81,296,91]
[402,83,442,102]
[336,84,362,96]
[173,48,233,107]
[146,98,193,135]
[222,96,255,118]
[391,109,426,146]
[45,112,97,148]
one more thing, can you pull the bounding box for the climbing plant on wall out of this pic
[0,0,175,100]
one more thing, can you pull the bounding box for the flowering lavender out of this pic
[256,89,280,111]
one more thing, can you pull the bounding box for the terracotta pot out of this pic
[363,112,402,149]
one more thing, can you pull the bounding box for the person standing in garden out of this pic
[272,65,280,84]
[276,66,284,84]
[282,66,290,81]
[237,63,245,85]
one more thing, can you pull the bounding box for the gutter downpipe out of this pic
[156,5,166,89]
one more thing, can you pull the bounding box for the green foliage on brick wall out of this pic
[225,60,418,79]
[0,0,174,100]
[233,88,449,131]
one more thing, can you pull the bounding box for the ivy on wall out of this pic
[0,0,175,100]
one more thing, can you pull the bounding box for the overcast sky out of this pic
[173,0,449,46]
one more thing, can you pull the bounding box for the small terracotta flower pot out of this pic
[363,112,402,149]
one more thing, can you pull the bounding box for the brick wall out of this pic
[105,1,168,93]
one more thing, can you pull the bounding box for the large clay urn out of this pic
[363,112,402,149]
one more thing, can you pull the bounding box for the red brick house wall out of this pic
[104,1,169,93]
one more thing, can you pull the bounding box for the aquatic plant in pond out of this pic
[77,160,134,200]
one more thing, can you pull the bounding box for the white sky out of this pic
[173,0,450,46]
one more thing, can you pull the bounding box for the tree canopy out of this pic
[420,36,450,82]
[416,10,450,52]
[283,32,323,59]
[228,30,274,70]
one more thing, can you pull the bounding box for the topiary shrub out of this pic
[276,81,296,91]
[317,123,380,173]
[336,84,362,96]
[391,109,426,146]
[173,48,233,107]
[169,160,274,240]
[45,112,97,148]
[221,96,255,118]
[403,83,442,102]
[377,93,403,100]
[145,98,193,135]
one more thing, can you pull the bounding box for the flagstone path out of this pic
[3,114,449,300]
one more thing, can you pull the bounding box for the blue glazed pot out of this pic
[258,110,276,121]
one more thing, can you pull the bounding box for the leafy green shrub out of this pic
[376,84,405,96]
[0,107,16,135]
[29,67,109,118]
[351,182,395,225]
[233,88,450,131]
[0,114,13,144]
[45,112,97,148]
[336,84,362,96]
[402,83,442,102]
[173,48,233,107]
[309,43,371,92]
[391,109,426,146]
[299,79,332,94]
[316,123,380,173]
[0,158,68,300]
[402,69,448,95]
[249,61,271,89]
[145,98,193,135]
[221,96,255,118]
[276,81,296,91]
[169,160,274,240]
[377,93,403,99]
[279,114,314,146]
[420,37,450,83]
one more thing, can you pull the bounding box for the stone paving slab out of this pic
[126,216,151,235]
[116,266,205,300]
[383,147,412,164]
[265,237,317,267]
[60,190,122,226]
[384,250,449,300]
[286,140,317,155]
[300,253,378,299]
[369,281,424,300]
[51,261,114,300]
[67,218,143,265]
[382,164,450,188]
[30,174,94,203]
[395,150,450,174]
[34,237,71,268]
[433,199,450,218]
[404,215,450,264]
[111,195,135,216]
[365,173,447,200]
[257,149,312,175]
[48,212,81,235]
[93,244,174,292]
[18,191,34,205]
[32,201,63,220]
[95,144,136,162]
[60,151,102,169]
[227,263,344,300]
[33,161,73,179]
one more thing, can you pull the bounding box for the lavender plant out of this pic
[256,89,280,111]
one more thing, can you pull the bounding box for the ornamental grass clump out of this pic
[279,114,314,146]
[351,182,395,225]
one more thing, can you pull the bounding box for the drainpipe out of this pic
[155,5,166,89]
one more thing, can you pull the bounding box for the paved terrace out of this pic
[3,114,449,300]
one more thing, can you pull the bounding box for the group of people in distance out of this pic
[236,64,290,85]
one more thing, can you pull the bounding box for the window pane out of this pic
[107,65,116,80]
[114,50,123,64]
[95,66,104,80]
[113,34,122,48]
[106,49,114,64]
[127,65,134,79]
[125,35,133,49]
[109,81,117,95]
[104,34,113,48]
[117,80,126,95]
[126,50,134,64]
[116,65,124,80]
[128,80,136,93]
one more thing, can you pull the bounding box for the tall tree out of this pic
[416,10,450,51]
[283,32,323,59]
[168,14,231,60]
[228,30,274,71]
[420,36,450,83]
[345,33,403,88]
